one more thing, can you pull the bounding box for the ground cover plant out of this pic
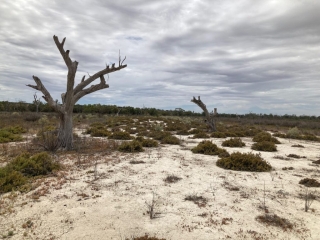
[135,137,159,147]
[0,126,25,143]
[108,131,134,140]
[252,131,280,144]
[299,178,320,187]
[0,152,61,193]
[118,140,144,153]
[251,141,277,152]
[191,140,229,157]
[216,152,272,172]
[222,138,245,147]
[256,214,293,230]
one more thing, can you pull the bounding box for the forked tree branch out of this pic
[27,76,63,112]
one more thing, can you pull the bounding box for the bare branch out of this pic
[121,56,126,66]
[73,64,127,95]
[73,79,109,104]
[27,76,62,112]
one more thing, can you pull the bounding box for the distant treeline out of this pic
[0,101,319,120]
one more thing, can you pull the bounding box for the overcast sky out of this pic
[0,0,319,115]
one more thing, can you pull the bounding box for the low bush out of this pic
[126,235,166,240]
[161,135,180,145]
[0,128,23,143]
[251,141,277,152]
[253,132,280,144]
[191,140,229,157]
[256,214,293,230]
[24,113,41,122]
[118,140,144,153]
[216,152,272,172]
[0,152,61,193]
[86,123,110,137]
[176,129,191,135]
[164,174,182,183]
[211,132,227,138]
[192,132,210,139]
[222,138,245,147]
[135,137,159,147]
[108,131,133,140]
[299,178,320,187]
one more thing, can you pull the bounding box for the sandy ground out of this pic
[1,134,320,240]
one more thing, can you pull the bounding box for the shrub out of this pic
[108,131,133,140]
[164,174,182,183]
[251,141,277,152]
[189,128,201,134]
[139,138,159,147]
[222,138,245,147]
[176,129,190,135]
[191,140,229,157]
[161,135,180,145]
[253,132,280,144]
[211,132,227,138]
[8,152,61,176]
[126,235,166,240]
[86,123,110,137]
[148,131,172,141]
[0,128,23,143]
[193,132,210,139]
[287,127,300,138]
[0,152,61,193]
[256,214,293,230]
[24,113,41,122]
[299,178,320,187]
[0,170,27,193]
[216,152,272,172]
[118,140,144,153]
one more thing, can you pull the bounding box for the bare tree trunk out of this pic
[27,35,127,151]
[191,96,217,132]
[57,111,74,150]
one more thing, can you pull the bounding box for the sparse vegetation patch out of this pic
[217,152,272,172]
[191,140,229,157]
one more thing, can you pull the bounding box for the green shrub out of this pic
[86,123,110,137]
[211,132,227,138]
[127,235,166,240]
[191,140,229,157]
[251,141,277,152]
[0,129,23,143]
[108,131,133,140]
[217,152,272,172]
[118,140,144,153]
[252,132,280,144]
[176,129,191,135]
[0,170,27,193]
[161,135,180,145]
[8,152,61,176]
[189,128,201,134]
[222,138,245,147]
[148,131,172,141]
[135,137,159,147]
[0,152,61,193]
[193,132,210,139]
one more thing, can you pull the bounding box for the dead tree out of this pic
[191,96,217,132]
[33,92,41,113]
[27,35,127,150]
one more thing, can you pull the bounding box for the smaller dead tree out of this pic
[191,96,217,132]
[33,92,41,113]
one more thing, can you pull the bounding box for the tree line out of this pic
[0,100,319,120]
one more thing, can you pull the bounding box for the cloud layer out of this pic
[1,0,319,115]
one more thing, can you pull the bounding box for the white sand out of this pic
[1,135,319,240]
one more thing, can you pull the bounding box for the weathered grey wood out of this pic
[191,96,217,132]
[27,35,127,150]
